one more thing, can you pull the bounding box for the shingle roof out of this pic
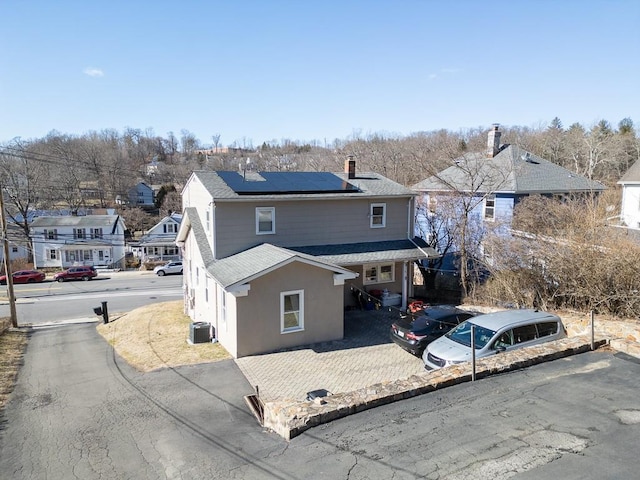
[191,170,416,201]
[413,145,605,195]
[619,159,640,184]
[288,238,439,265]
[207,243,355,289]
[30,215,122,228]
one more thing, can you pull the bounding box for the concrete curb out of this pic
[262,335,608,440]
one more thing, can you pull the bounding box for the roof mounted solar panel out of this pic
[218,171,360,195]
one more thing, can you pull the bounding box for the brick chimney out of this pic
[345,155,356,179]
[487,124,501,158]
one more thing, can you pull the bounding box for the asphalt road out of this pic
[0,271,183,325]
[1,322,640,479]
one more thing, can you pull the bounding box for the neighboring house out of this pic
[127,182,155,208]
[129,213,182,261]
[0,223,31,264]
[618,160,640,229]
[30,215,127,269]
[177,159,439,358]
[413,125,606,247]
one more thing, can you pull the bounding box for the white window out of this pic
[44,229,58,240]
[47,249,58,260]
[256,207,275,235]
[205,210,210,233]
[370,203,386,228]
[363,263,395,285]
[74,228,87,239]
[281,290,304,333]
[98,251,104,261]
[219,286,227,332]
[91,228,103,239]
[484,195,496,221]
[163,223,177,233]
[83,250,91,261]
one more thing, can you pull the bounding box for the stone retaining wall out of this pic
[262,335,607,440]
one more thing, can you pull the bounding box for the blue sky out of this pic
[2,1,639,147]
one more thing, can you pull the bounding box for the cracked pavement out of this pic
[1,324,640,479]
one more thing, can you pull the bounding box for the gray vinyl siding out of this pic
[214,197,411,259]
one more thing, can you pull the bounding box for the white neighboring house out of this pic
[129,213,182,261]
[30,215,127,269]
[619,160,640,229]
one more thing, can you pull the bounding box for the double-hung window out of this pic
[91,228,103,239]
[44,229,58,240]
[363,263,394,285]
[74,228,87,239]
[281,290,304,333]
[256,207,275,235]
[484,195,496,221]
[370,203,386,228]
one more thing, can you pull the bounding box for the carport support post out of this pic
[101,301,109,324]
[590,310,595,351]
[471,325,476,381]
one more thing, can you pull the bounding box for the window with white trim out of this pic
[74,228,87,239]
[91,228,103,239]
[363,263,395,285]
[256,207,275,235]
[163,223,177,233]
[44,229,58,240]
[281,290,304,333]
[47,249,58,260]
[484,194,496,221]
[370,203,386,228]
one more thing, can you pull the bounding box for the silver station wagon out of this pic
[423,309,567,370]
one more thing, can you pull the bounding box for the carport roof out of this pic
[288,237,439,265]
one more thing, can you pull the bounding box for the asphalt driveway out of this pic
[3,320,640,479]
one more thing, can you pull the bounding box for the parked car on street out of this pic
[391,305,477,356]
[53,266,98,282]
[0,270,46,285]
[423,309,567,370]
[154,261,183,276]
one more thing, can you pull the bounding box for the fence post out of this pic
[590,310,595,351]
[471,325,476,381]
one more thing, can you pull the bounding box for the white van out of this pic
[422,309,567,370]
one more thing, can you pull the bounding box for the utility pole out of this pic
[0,185,18,327]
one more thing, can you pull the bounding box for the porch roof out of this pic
[288,238,439,266]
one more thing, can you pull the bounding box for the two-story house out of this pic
[177,159,439,358]
[129,213,182,261]
[127,182,155,208]
[30,215,127,269]
[413,125,606,249]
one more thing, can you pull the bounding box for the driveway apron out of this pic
[0,323,285,480]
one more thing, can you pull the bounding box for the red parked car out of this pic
[0,270,46,285]
[53,266,98,282]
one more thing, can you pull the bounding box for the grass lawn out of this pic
[97,300,231,372]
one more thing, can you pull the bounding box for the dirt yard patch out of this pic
[96,300,230,372]
[0,319,29,413]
